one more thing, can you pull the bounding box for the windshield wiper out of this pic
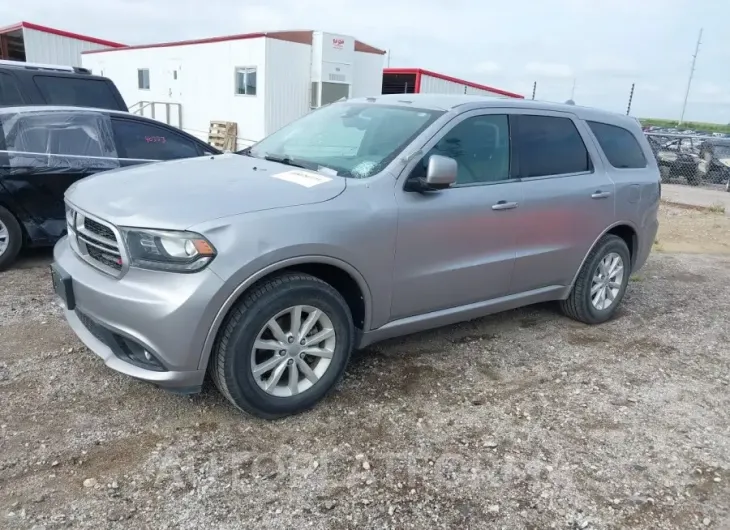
[262,153,309,169]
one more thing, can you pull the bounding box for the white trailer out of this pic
[0,21,125,67]
[82,30,386,147]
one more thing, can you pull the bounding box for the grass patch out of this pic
[629,275,644,282]
[708,203,726,215]
[641,118,730,134]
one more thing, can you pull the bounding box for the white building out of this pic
[82,30,386,146]
[382,68,523,99]
[0,21,125,67]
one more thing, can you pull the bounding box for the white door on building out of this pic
[164,60,182,128]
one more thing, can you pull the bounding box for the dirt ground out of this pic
[1,205,729,529]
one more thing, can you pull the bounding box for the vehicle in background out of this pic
[647,134,700,185]
[0,106,220,269]
[52,95,660,418]
[0,60,127,111]
[696,138,730,190]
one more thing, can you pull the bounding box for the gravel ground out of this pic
[1,206,729,529]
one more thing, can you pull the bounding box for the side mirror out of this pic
[426,155,457,188]
[405,154,458,192]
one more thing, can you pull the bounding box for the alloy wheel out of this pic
[0,220,9,257]
[590,252,625,311]
[250,305,336,397]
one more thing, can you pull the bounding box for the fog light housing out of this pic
[112,335,166,372]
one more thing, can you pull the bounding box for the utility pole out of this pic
[387,50,391,68]
[626,83,635,115]
[531,81,537,100]
[679,28,703,126]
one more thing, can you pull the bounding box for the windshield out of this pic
[246,102,443,178]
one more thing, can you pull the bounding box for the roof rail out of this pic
[0,59,79,73]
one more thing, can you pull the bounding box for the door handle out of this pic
[591,191,612,199]
[492,200,518,211]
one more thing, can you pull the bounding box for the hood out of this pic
[65,153,346,230]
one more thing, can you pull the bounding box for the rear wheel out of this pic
[560,235,631,324]
[0,206,22,271]
[211,272,354,418]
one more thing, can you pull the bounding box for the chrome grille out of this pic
[83,218,115,241]
[66,203,125,276]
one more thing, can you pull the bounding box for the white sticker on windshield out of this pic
[271,170,332,188]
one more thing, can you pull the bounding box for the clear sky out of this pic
[5,0,729,123]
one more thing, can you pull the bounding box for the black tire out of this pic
[560,235,631,325]
[0,206,23,271]
[211,272,354,419]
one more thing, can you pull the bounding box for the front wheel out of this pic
[211,272,354,418]
[0,206,23,271]
[560,235,631,324]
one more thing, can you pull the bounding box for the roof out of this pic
[82,30,386,55]
[383,68,523,99]
[0,21,126,48]
[351,94,640,126]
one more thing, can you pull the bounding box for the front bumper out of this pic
[53,236,225,393]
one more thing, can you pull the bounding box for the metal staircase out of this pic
[128,101,182,128]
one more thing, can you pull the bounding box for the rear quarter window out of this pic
[588,121,647,169]
[33,76,120,110]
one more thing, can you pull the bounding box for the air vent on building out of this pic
[328,73,346,83]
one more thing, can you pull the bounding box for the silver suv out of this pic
[52,95,660,418]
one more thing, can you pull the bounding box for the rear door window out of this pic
[33,76,120,110]
[111,117,203,160]
[0,72,24,106]
[514,115,592,178]
[587,121,647,169]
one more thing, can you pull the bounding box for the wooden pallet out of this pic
[208,121,237,151]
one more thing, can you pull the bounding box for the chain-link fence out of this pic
[644,131,730,190]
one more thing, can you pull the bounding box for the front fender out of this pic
[197,253,373,371]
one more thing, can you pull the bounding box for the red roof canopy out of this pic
[384,67,523,99]
[0,21,126,48]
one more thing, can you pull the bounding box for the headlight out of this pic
[121,228,216,273]
[65,205,76,228]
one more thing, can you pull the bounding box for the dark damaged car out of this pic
[0,106,220,269]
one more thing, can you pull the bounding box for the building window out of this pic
[235,67,257,96]
[138,69,150,90]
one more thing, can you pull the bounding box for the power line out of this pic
[679,28,703,126]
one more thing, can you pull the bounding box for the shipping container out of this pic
[382,67,523,99]
[82,30,386,147]
[0,21,125,67]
